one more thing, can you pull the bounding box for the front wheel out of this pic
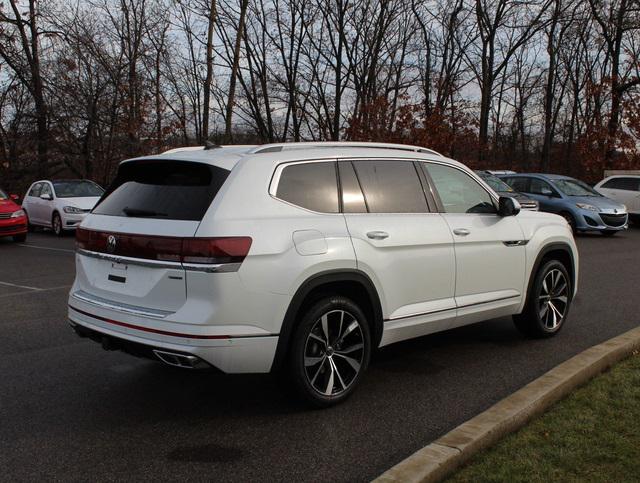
[52,212,63,237]
[559,211,577,234]
[514,260,572,338]
[288,296,371,407]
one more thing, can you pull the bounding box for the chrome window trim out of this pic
[71,290,174,318]
[77,249,241,273]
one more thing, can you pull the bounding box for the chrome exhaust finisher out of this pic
[152,350,208,369]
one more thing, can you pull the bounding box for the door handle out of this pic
[366,231,389,240]
[453,228,470,236]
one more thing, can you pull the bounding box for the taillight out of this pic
[76,228,252,267]
[182,237,252,264]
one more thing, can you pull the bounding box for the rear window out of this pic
[93,160,229,221]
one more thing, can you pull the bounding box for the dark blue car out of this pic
[498,173,628,235]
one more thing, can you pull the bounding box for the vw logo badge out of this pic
[106,235,117,254]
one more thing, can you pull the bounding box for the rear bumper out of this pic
[68,304,279,373]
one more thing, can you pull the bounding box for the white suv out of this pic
[68,142,578,406]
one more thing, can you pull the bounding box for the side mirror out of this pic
[40,193,52,201]
[498,196,520,217]
[10,194,19,201]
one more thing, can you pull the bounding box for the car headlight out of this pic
[10,209,25,218]
[63,206,84,214]
[576,203,598,211]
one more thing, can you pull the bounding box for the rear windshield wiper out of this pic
[122,207,168,218]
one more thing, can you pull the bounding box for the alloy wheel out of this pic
[303,310,365,397]
[53,215,61,235]
[538,269,569,330]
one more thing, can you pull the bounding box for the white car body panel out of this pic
[67,143,579,374]
[595,176,640,215]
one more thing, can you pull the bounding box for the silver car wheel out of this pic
[538,269,568,330]
[304,310,365,396]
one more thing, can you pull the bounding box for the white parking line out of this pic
[17,244,75,254]
[0,284,72,298]
[0,280,42,291]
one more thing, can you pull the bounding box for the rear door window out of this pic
[93,160,229,221]
[276,162,339,213]
[504,177,530,193]
[351,160,429,213]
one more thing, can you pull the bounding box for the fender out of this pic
[524,242,577,304]
[270,269,383,372]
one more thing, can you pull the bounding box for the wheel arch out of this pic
[526,242,576,303]
[270,269,383,372]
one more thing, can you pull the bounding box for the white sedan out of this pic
[22,179,104,236]
[595,175,640,220]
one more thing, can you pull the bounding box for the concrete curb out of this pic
[375,325,640,483]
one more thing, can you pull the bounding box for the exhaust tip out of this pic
[153,350,206,369]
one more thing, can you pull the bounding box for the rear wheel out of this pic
[514,259,572,338]
[13,233,27,242]
[288,296,371,407]
[52,212,63,237]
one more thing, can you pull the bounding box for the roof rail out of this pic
[250,142,442,157]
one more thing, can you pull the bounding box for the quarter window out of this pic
[276,162,339,213]
[426,163,496,214]
[351,160,428,213]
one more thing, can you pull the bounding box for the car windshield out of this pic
[0,188,7,200]
[477,173,514,192]
[53,180,104,198]
[552,179,601,197]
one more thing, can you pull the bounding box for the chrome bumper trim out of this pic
[77,249,240,273]
[71,290,174,319]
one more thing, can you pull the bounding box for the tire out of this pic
[559,211,577,234]
[13,233,27,242]
[514,259,572,338]
[288,296,371,408]
[52,212,63,237]
[600,230,617,236]
[23,210,35,232]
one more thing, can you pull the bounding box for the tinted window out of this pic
[276,162,339,213]
[476,172,514,192]
[426,163,495,214]
[602,177,639,191]
[0,188,8,200]
[338,162,367,213]
[529,178,556,196]
[29,183,42,197]
[53,180,104,198]
[93,160,229,221]
[503,177,529,193]
[352,160,428,213]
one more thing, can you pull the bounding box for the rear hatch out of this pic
[73,159,230,314]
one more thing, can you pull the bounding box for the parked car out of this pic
[22,179,104,236]
[0,188,27,242]
[475,170,539,211]
[68,142,578,407]
[498,173,628,235]
[594,175,640,222]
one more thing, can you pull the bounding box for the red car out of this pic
[0,188,27,242]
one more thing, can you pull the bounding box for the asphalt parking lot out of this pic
[1,227,639,482]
